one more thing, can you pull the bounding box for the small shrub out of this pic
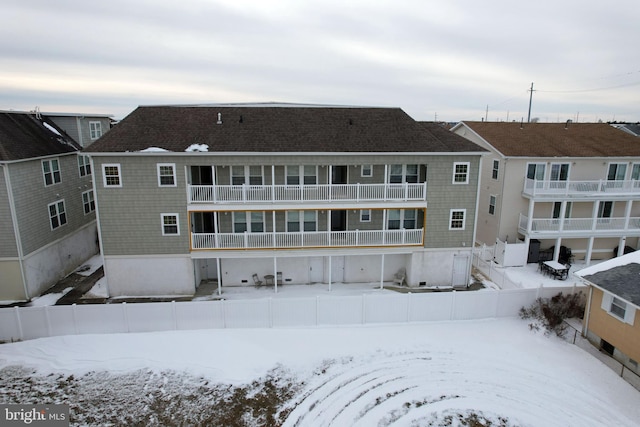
[519,292,585,337]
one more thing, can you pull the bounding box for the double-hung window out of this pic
[82,190,95,214]
[361,165,372,177]
[287,211,317,232]
[42,158,61,186]
[157,163,176,187]
[389,164,419,183]
[48,200,67,230]
[78,155,91,177]
[601,292,635,324]
[449,209,466,230]
[233,212,264,233]
[489,195,496,215]
[387,209,417,230]
[452,162,469,184]
[360,209,371,222]
[103,164,122,187]
[492,160,499,180]
[161,214,179,235]
[89,121,103,140]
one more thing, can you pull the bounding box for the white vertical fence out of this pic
[0,286,585,342]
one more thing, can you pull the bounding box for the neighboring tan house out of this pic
[575,251,640,376]
[85,103,486,297]
[451,121,640,265]
[0,111,99,302]
[44,111,113,148]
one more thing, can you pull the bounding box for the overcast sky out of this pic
[2,0,639,122]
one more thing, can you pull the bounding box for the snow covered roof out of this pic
[575,251,640,308]
[0,112,81,161]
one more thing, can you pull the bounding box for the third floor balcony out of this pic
[188,182,427,204]
[523,178,640,200]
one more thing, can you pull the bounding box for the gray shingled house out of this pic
[85,104,486,297]
[0,111,98,302]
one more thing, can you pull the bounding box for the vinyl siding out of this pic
[8,154,95,255]
[0,168,19,257]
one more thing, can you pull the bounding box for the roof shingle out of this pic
[86,105,486,154]
[461,121,640,157]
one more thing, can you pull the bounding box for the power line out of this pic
[537,80,640,94]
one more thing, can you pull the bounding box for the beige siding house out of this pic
[0,111,98,302]
[575,252,640,376]
[452,121,640,265]
[85,104,486,297]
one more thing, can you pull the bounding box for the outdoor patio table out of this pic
[264,274,275,286]
[542,260,569,280]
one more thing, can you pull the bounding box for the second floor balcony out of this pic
[523,178,640,199]
[191,228,424,250]
[188,182,427,204]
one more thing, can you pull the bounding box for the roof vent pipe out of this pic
[565,119,572,129]
[217,113,222,125]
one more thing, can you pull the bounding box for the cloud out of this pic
[0,0,638,122]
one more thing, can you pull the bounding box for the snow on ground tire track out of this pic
[283,349,634,427]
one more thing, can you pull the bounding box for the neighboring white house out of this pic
[85,103,487,297]
[452,121,640,266]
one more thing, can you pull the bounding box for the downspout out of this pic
[471,155,484,247]
[583,284,593,338]
[2,163,29,300]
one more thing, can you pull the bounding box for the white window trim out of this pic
[489,195,496,215]
[360,209,371,222]
[102,163,122,187]
[601,292,636,325]
[449,209,466,230]
[161,213,180,236]
[452,162,470,185]
[82,189,95,215]
[48,199,67,230]
[157,163,177,187]
[42,158,61,186]
[89,121,103,140]
[78,155,91,177]
[549,162,570,181]
[361,165,373,177]
[492,159,499,180]
[607,162,628,181]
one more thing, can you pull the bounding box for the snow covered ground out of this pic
[1,318,639,426]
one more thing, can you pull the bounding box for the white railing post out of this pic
[404,182,408,200]
[356,182,360,201]
[242,183,247,203]
[355,229,359,246]
[402,228,406,244]
[244,231,249,248]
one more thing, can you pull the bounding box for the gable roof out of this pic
[575,251,640,308]
[0,112,81,161]
[86,105,486,154]
[458,121,640,158]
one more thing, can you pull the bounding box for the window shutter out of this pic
[601,292,612,311]
[624,306,636,326]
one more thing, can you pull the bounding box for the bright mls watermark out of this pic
[1,405,69,426]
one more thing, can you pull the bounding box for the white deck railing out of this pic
[191,228,424,249]
[188,182,427,203]
[518,213,640,235]
[523,178,640,198]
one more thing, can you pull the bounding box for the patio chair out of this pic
[393,268,406,286]
[252,274,263,287]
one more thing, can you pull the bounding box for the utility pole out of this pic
[527,82,535,123]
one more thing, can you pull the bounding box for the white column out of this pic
[273,257,278,293]
[216,258,222,295]
[328,256,332,292]
[380,254,385,289]
[553,237,562,262]
[212,165,217,203]
[585,236,594,265]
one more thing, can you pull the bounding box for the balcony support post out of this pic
[212,165,217,203]
[553,237,562,262]
[585,236,595,265]
[328,256,332,291]
[558,200,567,232]
[526,199,535,234]
[214,212,219,248]
[624,200,633,231]
[271,165,275,202]
[380,253,385,289]
[216,258,222,295]
[591,201,600,231]
[273,256,278,293]
[272,211,276,247]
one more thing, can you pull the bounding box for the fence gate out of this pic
[452,254,469,287]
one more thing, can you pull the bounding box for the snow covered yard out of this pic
[1,318,639,426]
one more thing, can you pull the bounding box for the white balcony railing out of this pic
[523,178,640,198]
[518,213,640,236]
[191,228,424,250]
[188,182,427,203]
